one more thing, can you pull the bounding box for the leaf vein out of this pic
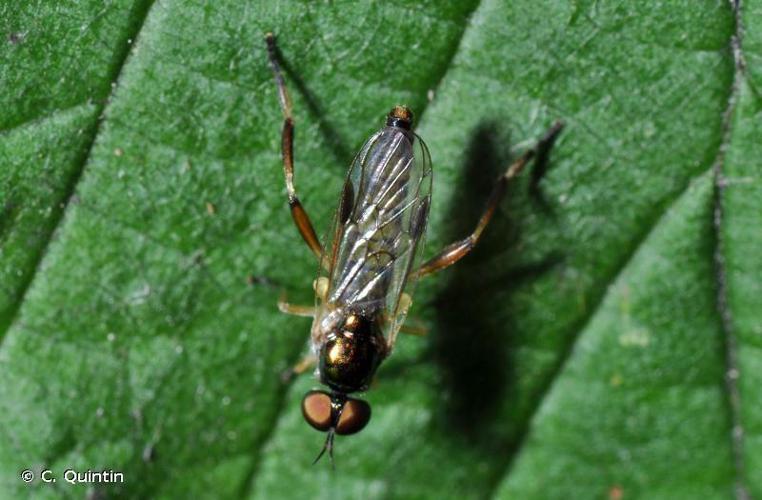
[0,101,93,137]
[712,1,750,498]
[487,2,745,497]
[485,161,722,498]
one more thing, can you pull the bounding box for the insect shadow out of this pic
[428,121,561,444]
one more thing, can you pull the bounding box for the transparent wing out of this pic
[382,132,432,342]
[318,125,432,342]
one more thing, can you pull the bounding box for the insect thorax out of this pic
[311,306,386,394]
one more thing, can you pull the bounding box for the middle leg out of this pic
[278,292,316,317]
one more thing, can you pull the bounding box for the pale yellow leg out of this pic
[386,293,414,352]
[282,354,317,382]
[293,354,317,374]
[277,277,330,317]
[313,277,329,301]
[277,292,316,317]
[399,321,428,336]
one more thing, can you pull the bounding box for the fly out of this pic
[265,33,563,465]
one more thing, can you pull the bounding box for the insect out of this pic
[265,33,563,464]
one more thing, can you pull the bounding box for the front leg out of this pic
[282,354,317,382]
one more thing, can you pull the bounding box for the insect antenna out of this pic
[312,428,336,469]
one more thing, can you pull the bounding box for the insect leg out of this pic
[278,291,317,317]
[384,293,414,352]
[282,354,317,382]
[312,277,329,301]
[399,322,428,336]
[413,121,564,279]
[265,33,323,260]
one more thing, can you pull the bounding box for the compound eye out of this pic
[301,390,332,432]
[335,397,371,435]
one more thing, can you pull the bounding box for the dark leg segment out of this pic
[413,121,564,279]
[265,33,324,259]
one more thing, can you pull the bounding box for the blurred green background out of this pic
[1,1,760,498]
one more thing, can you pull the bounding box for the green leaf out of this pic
[0,1,757,499]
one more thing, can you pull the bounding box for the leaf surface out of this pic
[0,1,758,499]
